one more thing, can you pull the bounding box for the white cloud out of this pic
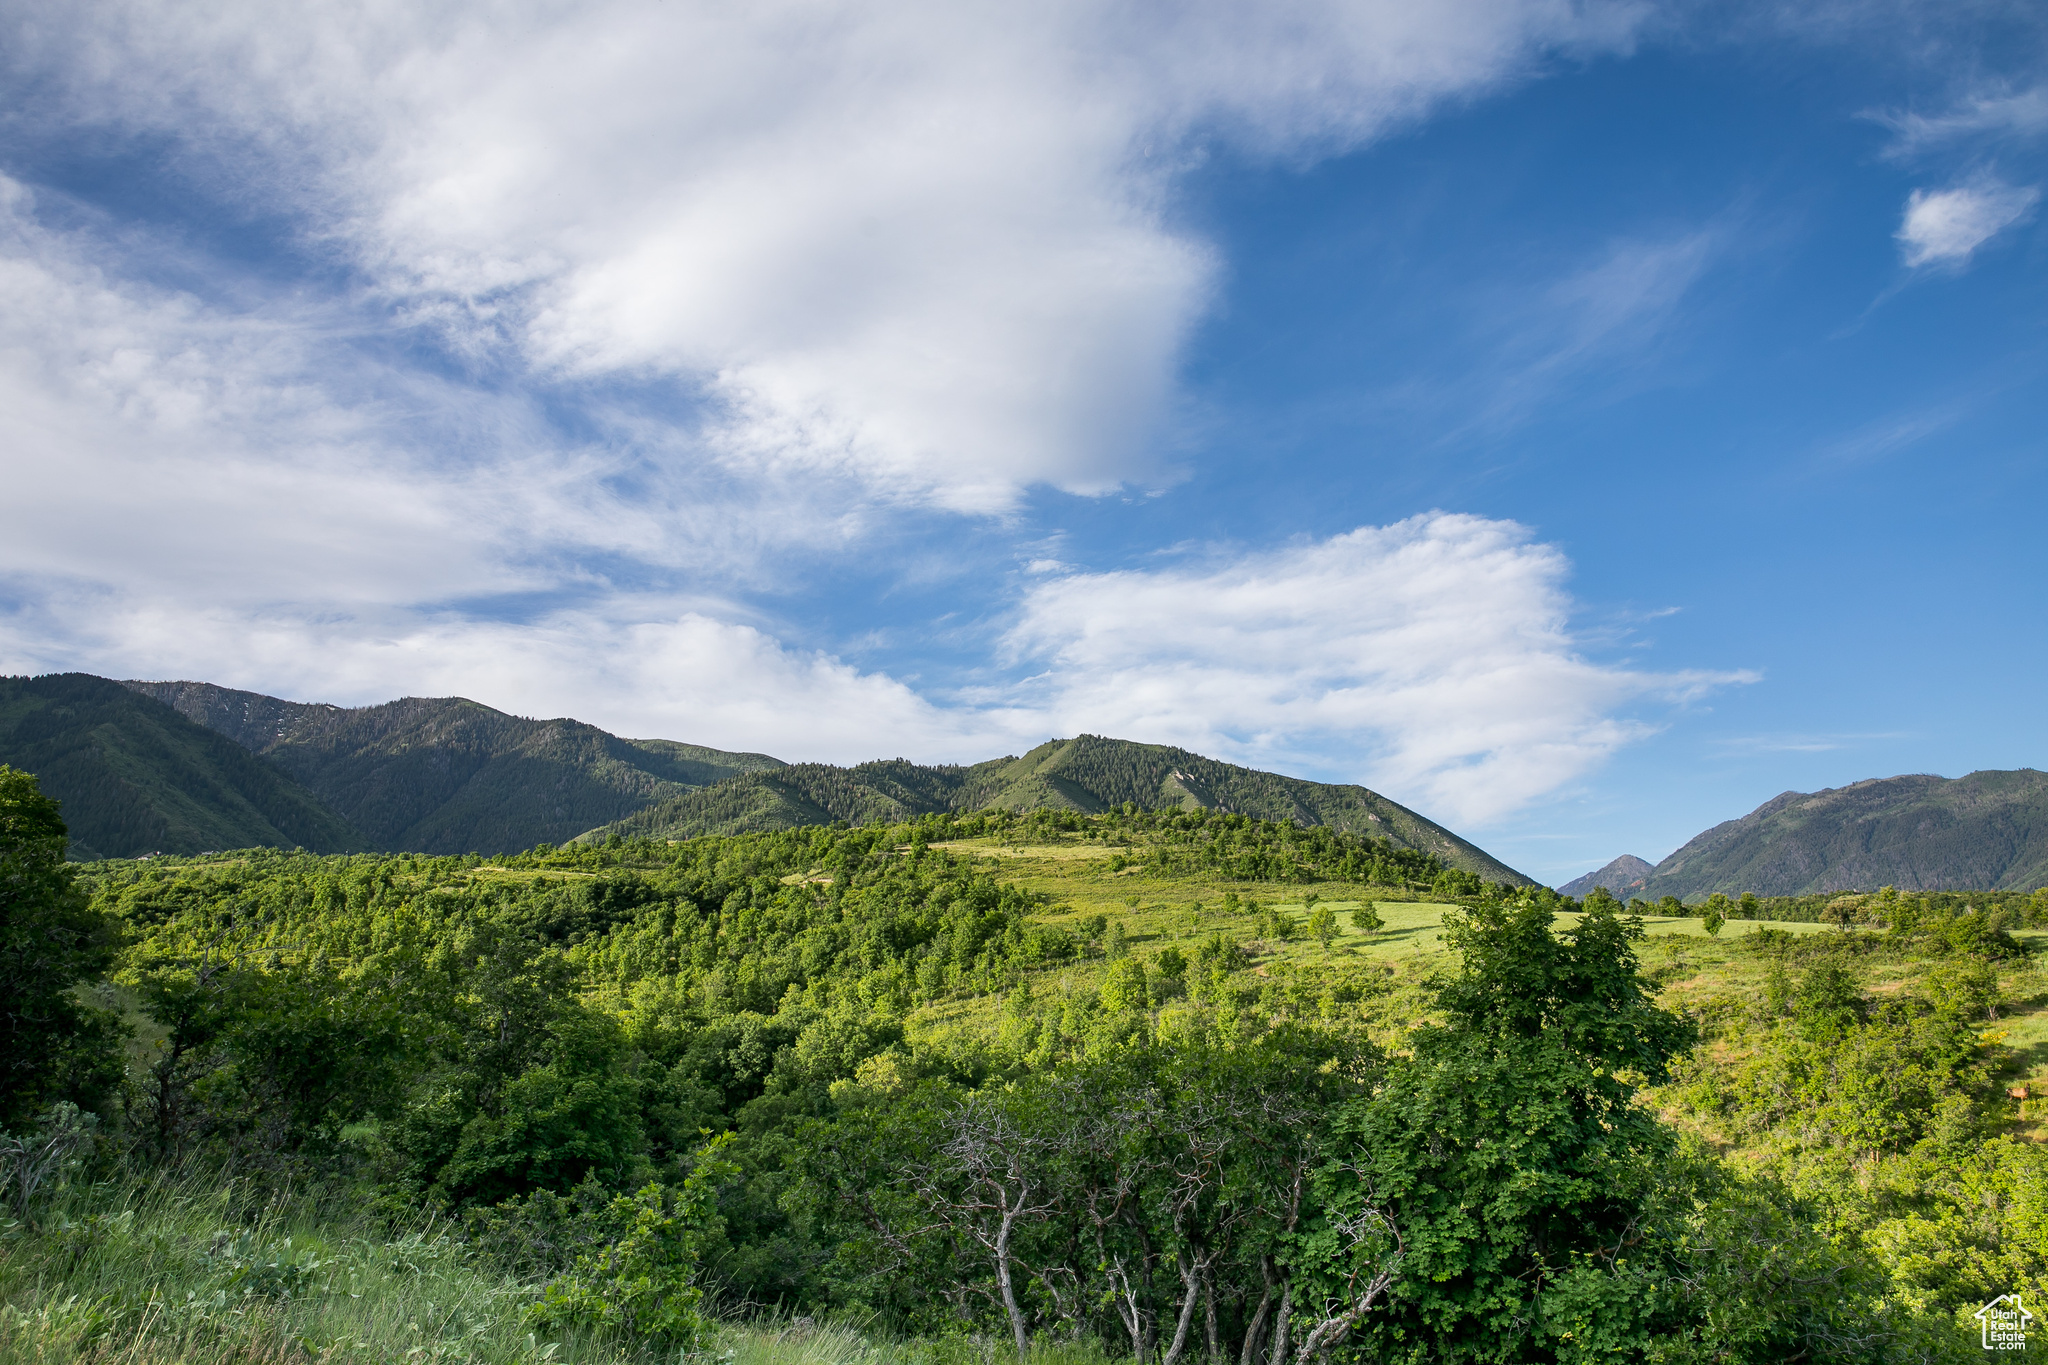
[1447,229,1719,434]
[1896,179,2040,267]
[0,3,1746,832]
[0,173,899,613]
[1000,513,1750,825]
[1,515,1747,829]
[0,593,978,763]
[1710,732,1908,755]
[7,0,1645,510]
[1877,85,2048,156]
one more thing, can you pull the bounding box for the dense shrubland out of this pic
[1659,925,2048,1349]
[2,767,2044,1363]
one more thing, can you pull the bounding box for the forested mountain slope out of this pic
[124,679,784,855]
[0,673,362,858]
[1644,768,2048,897]
[588,733,1531,884]
[0,676,1521,875]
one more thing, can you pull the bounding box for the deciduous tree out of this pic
[0,768,120,1124]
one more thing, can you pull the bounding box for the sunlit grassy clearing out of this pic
[929,831,1846,972]
[911,835,2048,1135]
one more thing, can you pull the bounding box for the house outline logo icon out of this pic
[1974,1293,2032,1351]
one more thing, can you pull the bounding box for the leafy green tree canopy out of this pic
[0,767,120,1124]
[1296,898,1699,1363]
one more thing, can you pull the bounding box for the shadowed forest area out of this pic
[3,767,2046,1363]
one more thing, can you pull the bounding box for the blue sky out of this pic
[0,1,2043,883]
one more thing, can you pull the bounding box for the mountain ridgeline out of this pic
[1563,769,2048,899]
[580,734,1528,884]
[0,674,1528,881]
[0,674,361,860]
[122,679,783,855]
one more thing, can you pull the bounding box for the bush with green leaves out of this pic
[1296,900,1704,1362]
[517,1136,737,1349]
[206,1231,328,1300]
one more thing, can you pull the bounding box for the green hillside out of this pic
[8,792,2042,1365]
[1644,768,2048,898]
[124,680,785,855]
[587,734,1532,884]
[0,674,362,858]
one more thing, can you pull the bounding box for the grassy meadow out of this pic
[1080,844,2047,1135]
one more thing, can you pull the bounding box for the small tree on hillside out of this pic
[1821,898,1861,934]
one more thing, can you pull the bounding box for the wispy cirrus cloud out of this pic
[1875,85,2048,157]
[1480,228,1721,422]
[1336,224,1728,449]
[1710,732,1910,755]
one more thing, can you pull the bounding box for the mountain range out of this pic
[592,733,1527,882]
[18,670,2041,896]
[0,672,1525,882]
[1561,769,2048,898]
[0,673,361,860]
[122,679,783,854]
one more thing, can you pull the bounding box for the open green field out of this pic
[927,831,2048,1130]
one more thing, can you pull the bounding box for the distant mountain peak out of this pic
[1639,769,2048,898]
[1557,854,1655,899]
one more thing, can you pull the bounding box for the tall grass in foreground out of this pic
[0,1175,1102,1365]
